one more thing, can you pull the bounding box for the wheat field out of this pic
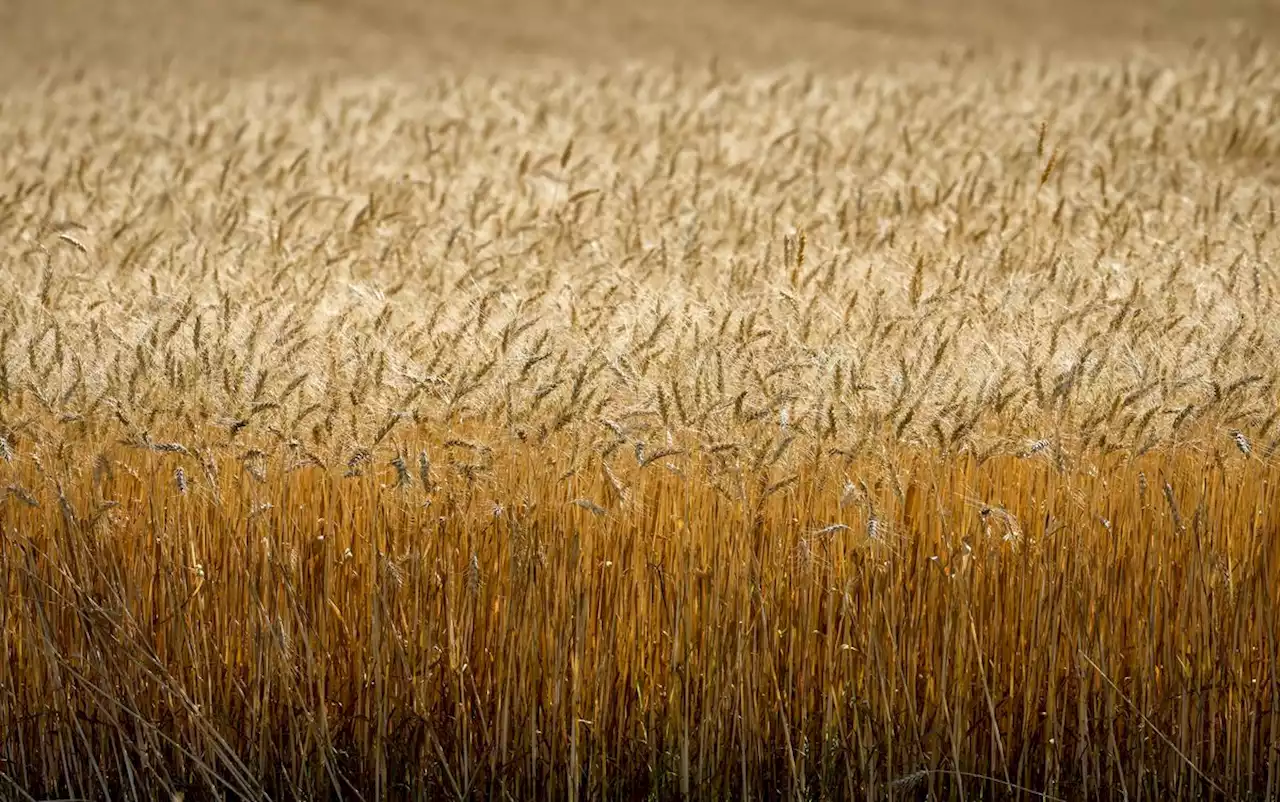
[1,1,1279,800]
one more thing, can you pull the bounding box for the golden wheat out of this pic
[0,37,1278,801]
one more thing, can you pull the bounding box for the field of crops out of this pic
[1,1,1279,800]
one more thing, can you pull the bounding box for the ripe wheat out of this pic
[0,37,1278,801]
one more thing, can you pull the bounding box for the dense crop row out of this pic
[1,39,1278,799]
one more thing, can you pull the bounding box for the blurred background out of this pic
[2,0,1278,81]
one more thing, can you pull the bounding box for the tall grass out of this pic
[1,36,1279,800]
[3,436,1279,799]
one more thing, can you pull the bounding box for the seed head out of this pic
[418,450,432,489]
[391,454,411,488]
[1231,430,1252,456]
[1019,438,1051,458]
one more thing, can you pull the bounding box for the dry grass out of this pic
[1,34,1279,800]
